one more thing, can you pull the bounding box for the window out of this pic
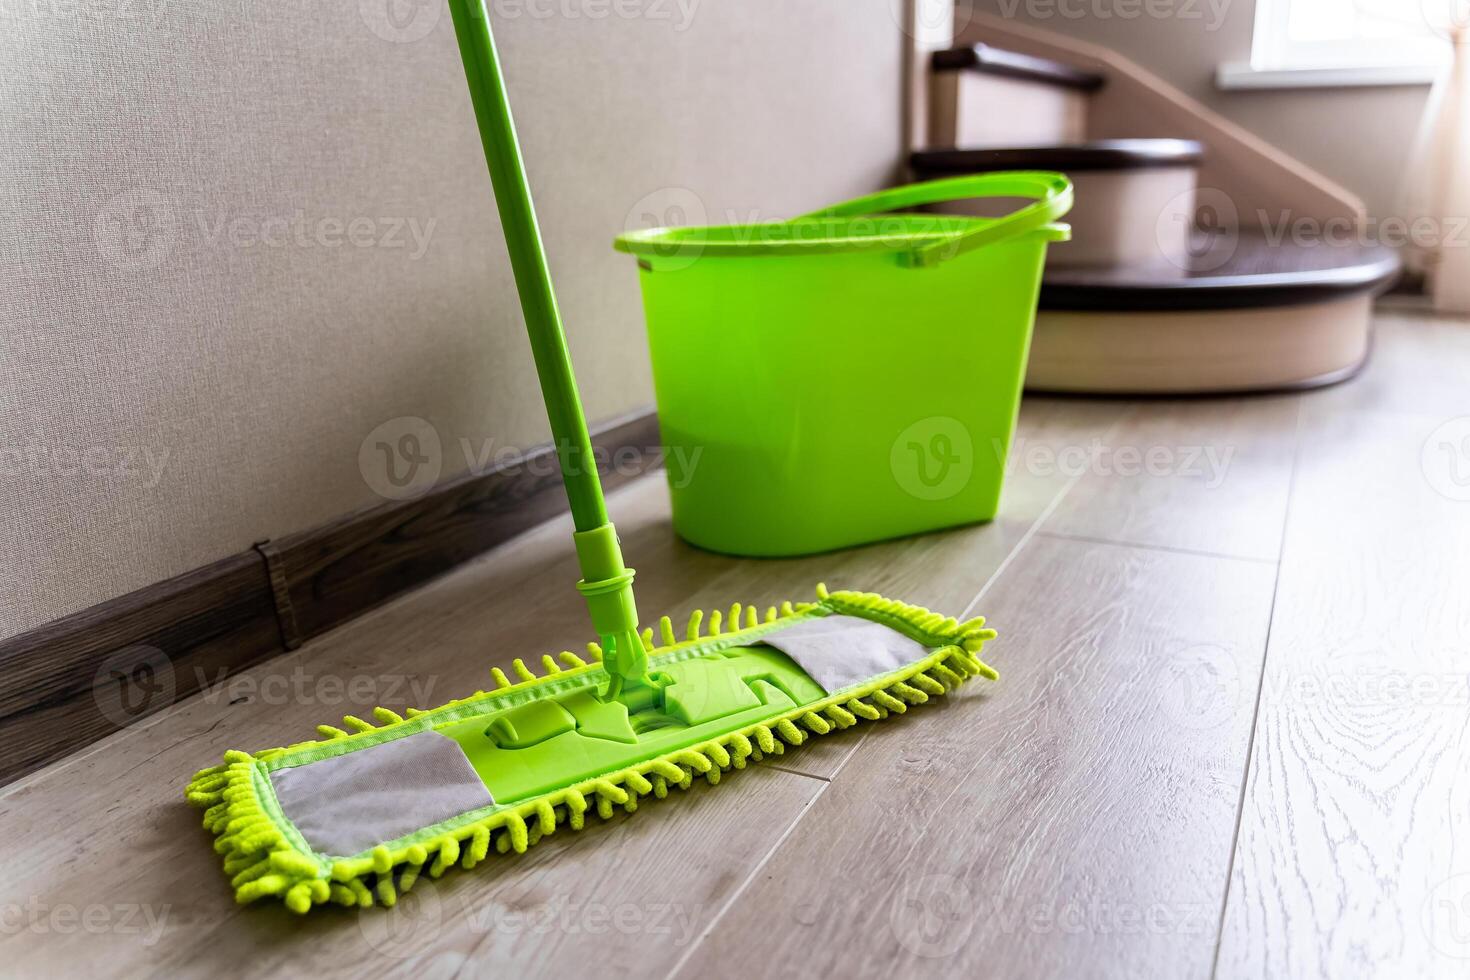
[1219,0,1456,88]
[1255,0,1451,69]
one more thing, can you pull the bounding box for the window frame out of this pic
[1250,0,1449,71]
[1217,0,1450,90]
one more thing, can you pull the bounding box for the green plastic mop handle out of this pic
[448,0,649,689]
[801,171,1074,267]
[447,0,607,533]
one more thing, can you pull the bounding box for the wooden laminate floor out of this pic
[4,311,1468,979]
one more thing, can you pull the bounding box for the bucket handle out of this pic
[799,171,1073,268]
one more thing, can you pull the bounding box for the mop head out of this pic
[185,586,997,914]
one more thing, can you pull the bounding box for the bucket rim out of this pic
[614,217,1070,263]
[614,171,1073,267]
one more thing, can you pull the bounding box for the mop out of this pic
[185,0,998,913]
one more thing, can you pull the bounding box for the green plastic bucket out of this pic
[613,172,1073,557]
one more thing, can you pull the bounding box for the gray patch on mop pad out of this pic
[760,615,932,694]
[269,730,494,858]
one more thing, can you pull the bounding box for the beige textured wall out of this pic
[0,1,905,640]
[959,0,1434,220]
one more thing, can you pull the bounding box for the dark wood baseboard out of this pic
[0,410,663,787]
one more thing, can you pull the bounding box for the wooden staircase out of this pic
[911,28,1401,395]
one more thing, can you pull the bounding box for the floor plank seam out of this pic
[671,406,1132,973]
[1034,530,1279,567]
[662,741,867,980]
[1208,395,1305,980]
[1298,399,1470,426]
[884,427,1132,870]
[759,763,835,783]
[961,407,1137,620]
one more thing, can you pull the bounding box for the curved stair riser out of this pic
[1026,296,1373,394]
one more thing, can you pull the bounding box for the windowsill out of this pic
[1216,61,1442,91]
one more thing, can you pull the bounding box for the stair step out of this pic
[926,45,1102,148]
[913,139,1203,174]
[931,44,1105,91]
[913,140,1204,269]
[1040,232,1401,311]
[1024,235,1403,395]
